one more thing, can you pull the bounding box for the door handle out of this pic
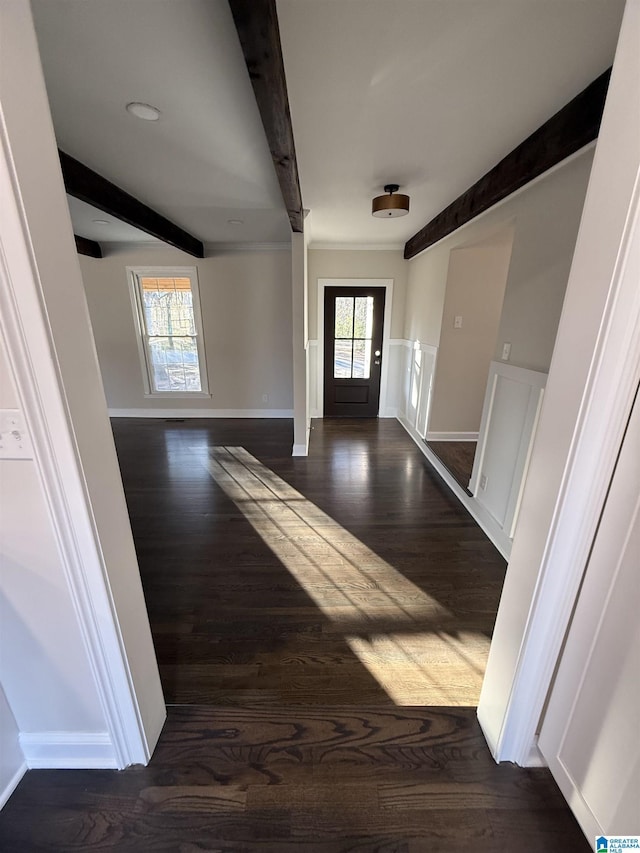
[374,349,381,365]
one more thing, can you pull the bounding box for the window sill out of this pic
[144,392,212,399]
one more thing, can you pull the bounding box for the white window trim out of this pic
[126,266,210,397]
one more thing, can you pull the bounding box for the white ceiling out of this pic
[277,0,625,247]
[33,0,625,251]
[32,0,291,246]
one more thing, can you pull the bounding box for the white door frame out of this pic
[478,0,640,766]
[317,278,394,417]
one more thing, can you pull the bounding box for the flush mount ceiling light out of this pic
[126,101,161,121]
[372,183,410,218]
[227,219,244,226]
[92,219,109,225]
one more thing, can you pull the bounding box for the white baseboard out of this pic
[292,443,308,456]
[108,408,294,419]
[19,732,118,769]
[379,407,399,418]
[0,762,27,810]
[426,431,479,442]
[398,415,512,560]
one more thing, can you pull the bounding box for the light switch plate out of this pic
[0,409,33,459]
[454,315,463,329]
[501,342,512,361]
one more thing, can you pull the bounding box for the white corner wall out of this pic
[80,247,294,416]
[0,0,165,773]
[0,684,25,810]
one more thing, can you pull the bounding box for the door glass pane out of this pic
[149,336,201,392]
[334,340,352,378]
[335,297,354,338]
[352,339,372,379]
[354,296,374,339]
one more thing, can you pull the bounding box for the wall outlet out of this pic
[0,409,33,459]
[454,315,463,329]
[501,342,512,361]
[261,394,269,403]
[480,473,488,491]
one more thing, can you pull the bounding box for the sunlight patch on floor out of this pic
[202,446,490,705]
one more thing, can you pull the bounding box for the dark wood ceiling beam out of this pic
[59,151,205,258]
[228,0,304,233]
[74,234,102,258]
[404,69,611,260]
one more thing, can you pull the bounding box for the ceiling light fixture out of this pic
[126,102,161,121]
[92,219,110,225]
[227,219,244,226]
[372,184,410,218]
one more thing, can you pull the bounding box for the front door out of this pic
[323,286,385,417]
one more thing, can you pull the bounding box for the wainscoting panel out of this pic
[470,362,547,537]
[402,341,438,437]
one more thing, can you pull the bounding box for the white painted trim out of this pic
[310,242,404,251]
[19,732,117,770]
[108,408,294,418]
[426,431,479,442]
[292,443,308,456]
[0,92,161,768]
[0,762,27,810]
[397,414,512,559]
[317,278,394,418]
[469,361,547,497]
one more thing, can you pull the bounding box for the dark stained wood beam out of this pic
[74,234,102,258]
[228,0,304,233]
[404,69,611,260]
[59,151,205,258]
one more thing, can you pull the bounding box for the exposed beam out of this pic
[404,69,611,260]
[228,0,304,233]
[74,234,102,258]
[59,151,205,258]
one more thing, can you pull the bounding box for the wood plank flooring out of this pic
[112,418,503,706]
[0,705,589,852]
[0,418,589,850]
[426,441,477,491]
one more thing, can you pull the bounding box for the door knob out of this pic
[375,350,381,357]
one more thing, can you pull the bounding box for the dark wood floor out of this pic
[0,418,589,850]
[114,418,503,706]
[0,705,588,852]
[426,441,477,491]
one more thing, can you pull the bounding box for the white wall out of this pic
[0,684,24,809]
[429,238,513,433]
[477,0,640,766]
[291,229,309,453]
[80,247,294,414]
[1,0,165,771]
[404,147,595,372]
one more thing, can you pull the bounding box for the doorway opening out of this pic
[323,286,386,417]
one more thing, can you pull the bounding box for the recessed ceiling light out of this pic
[126,102,161,121]
[227,219,244,226]
[92,219,110,225]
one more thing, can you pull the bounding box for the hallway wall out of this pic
[403,146,595,372]
[79,247,294,415]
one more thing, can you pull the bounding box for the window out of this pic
[128,267,209,395]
